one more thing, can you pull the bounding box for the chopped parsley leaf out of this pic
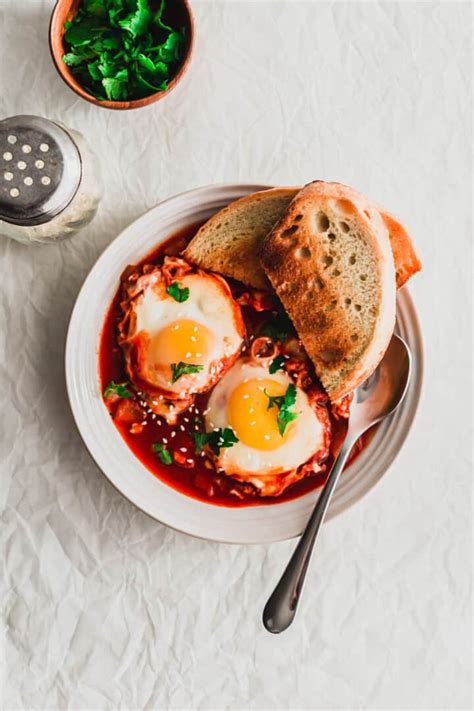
[103,380,132,399]
[269,354,286,374]
[152,442,172,465]
[170,362,204,384]
[166,281,189,302]
[261,309,293,342]
[264,383,299,436]
[192,428,239,455]
[61,0,186,102]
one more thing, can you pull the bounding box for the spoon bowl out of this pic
[263,334,412,633]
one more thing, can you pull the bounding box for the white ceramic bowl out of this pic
[66,183,423,544]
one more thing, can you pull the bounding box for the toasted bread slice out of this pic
[183,187,298,289]
[184,186,420,291]
[261,181,397,400]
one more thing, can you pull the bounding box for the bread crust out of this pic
[183,187,298,289]
[261,181,397,400]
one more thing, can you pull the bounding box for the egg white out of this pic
[205,361,326,483]
[132,272,243,395]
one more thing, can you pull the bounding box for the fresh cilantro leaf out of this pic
[62,52,85,67]
[264,383,299,436]
[192,428,239,456]
[103,380,132,399]
[170,362,204,384]
[88,60,102,81]
[159,31,184,62]
[64,23,97,47]
[269,354,286,374]
[152,442,172,465]
[137,52,155,72]
[62,0,186,102]
[119,0,152,38]
[261,309,293,342]
[154,0,172,32]
[102,70,128,100]
[192,432,208,454]
[166,281,189,302]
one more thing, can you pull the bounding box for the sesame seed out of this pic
[185,352,192,358]
[213,427,220,432]
[151,414,157,420]
[242,394,250,400]
[249,407,255,414]
[196,353,202,358]
[179,447,187,453]
[171,431,176,438]
[250,421,256,426]
[190,336,197,342]
[194,425,200,431]
[173,324,180,331]
[162,438,168,444]
[183,417,190,423]
[264,435,271,441]
[187,459,194,464]
[152,400,158,406]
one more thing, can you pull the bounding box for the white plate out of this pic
[66,183,423,544]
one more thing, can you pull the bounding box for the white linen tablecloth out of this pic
[1,1,472,709]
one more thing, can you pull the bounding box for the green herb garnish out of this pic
[152,442,172,465]
[166,281,189,302]
[170,362,204,383]
[61,0,186,102]
[262,309,293,342]
[264,383,299,436]
[192,428,239,455]
[268,354,286,374]
[103,380,132,398]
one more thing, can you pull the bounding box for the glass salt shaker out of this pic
[0,115,101,245]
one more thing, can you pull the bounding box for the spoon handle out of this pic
[262,435,356,634]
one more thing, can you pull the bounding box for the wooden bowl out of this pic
[49,0,194,110]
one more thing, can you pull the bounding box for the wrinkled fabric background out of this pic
[0,1,472,709]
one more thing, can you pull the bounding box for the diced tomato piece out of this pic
[173,451,194,468]
[114,399,145,425]
[130,422,145,435]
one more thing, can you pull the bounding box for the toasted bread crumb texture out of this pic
[262,182,396,399]
[183,188,298,289]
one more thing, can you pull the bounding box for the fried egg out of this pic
[121,268,244,399]
[205,361,328,494]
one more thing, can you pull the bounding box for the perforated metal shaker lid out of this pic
[0,115,82,226]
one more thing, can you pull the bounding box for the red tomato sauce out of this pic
[98,222,374,507]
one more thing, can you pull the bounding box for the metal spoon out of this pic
[263,334,412,634]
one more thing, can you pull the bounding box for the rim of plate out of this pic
[65,183,424,544]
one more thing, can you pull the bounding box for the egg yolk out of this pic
[150,319,215,367]
[227,378,293,451]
